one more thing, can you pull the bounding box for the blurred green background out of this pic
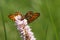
[0,0,60,40]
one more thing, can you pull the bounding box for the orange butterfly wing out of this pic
[25,11,40,24]
[8,12,22,21]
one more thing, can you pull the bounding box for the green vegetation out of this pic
[0,0,60,40]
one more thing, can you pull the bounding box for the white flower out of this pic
[14,15,36,40]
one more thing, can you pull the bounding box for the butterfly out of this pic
[8,11,40,24]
